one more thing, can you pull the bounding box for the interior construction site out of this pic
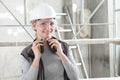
[0,0,120,80]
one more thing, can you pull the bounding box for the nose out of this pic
[46,23,51,28]
[45,24,52,31]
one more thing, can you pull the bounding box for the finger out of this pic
[51,43,57,49]
[48,39,57,45]
[47,38,55,42]
[33,39,44,46]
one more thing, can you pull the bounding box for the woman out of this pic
[21,3,80,80]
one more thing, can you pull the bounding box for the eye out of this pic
[50,22,55,26]
[40,22,46,26]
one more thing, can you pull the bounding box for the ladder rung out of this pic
[56,13,67,16]
[58,29,72,32]
[70,46,77,49]
[76,63,82,66]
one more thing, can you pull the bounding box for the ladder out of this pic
[56,6,89,78]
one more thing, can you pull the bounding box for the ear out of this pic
[31,21,36,31]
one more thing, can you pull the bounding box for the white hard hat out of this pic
[29,4,56,21]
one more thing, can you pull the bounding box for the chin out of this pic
[43,35,52,39]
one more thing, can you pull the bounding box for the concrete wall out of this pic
[70,0,120,78]
[64,0,91,78]
[72,0,110,78]
[87,0,110,78]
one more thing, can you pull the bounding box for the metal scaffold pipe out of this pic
[0,38,120,46]
[0,0,34,40]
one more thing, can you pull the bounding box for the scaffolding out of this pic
[0,0,120,79]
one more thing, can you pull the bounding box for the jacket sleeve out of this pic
[21,55,39,80]
[62,47,80,80]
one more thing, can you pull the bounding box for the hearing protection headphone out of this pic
[38,37,57,53]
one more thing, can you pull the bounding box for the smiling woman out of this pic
[1,0,120,80]
[21,3,80,80]
[32,18,56,39]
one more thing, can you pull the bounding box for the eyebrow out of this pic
[39,20,55,23]
[35,19,41,22]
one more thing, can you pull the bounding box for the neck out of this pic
[44,41,48,48]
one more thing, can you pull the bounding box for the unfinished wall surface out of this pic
[63,0,90,78]
[71,0,110,78]
[87,0,110,78]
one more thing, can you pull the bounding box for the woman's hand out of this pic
[32,39,43,59]
[47,38,63,55]
[31,39,44,68]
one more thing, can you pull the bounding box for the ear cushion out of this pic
[47,41,56,53]
[38,45,44,53]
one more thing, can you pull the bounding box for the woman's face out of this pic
[33,18,56,40]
